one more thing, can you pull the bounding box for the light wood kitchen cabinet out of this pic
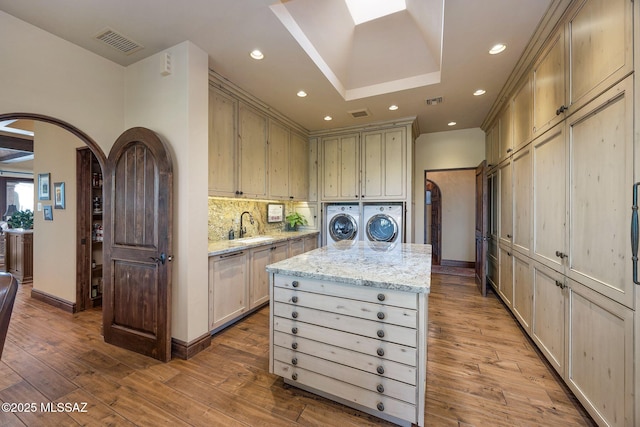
[288,238,304,257]
[512,74,533,151]
[208,87,238,197]
[497,159,512,246]
[567,279,633,427]
[268,120,290,200]
[308,138,318,203]
[512,144,531,256]
[303,234,318,252]
[209,251,248,331]
[289,132,309,200]
[249,241,288,309]
[498,244,513,308]
[238,103,268,198]
[485,124,499,168]
[533,28,565,137]
[361,128,406,200]
[511,251,532,332]
[497,103,513,161]
[321,133,360,200]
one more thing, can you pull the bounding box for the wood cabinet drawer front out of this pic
[274,331,416,385]
[274,275,417,309]
[273,360,417,423]
[274,317,416,366]
[273,303,416,347]
[274,287,416,328]
[274,345,416,403]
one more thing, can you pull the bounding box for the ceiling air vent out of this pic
[348,108,371,119]
[426,97,444,106]
[94,27,144,55]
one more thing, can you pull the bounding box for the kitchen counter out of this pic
[268,241,431,426]
[208,230,319,256]
[266,240,431,293]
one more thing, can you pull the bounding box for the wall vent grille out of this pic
[426,97,444,105]
[94,27,144,55]
[349,108,371,118]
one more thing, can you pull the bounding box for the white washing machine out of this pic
[324,204,360,246]
[363,204,404,243]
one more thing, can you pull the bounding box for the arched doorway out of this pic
[0,113,107,312]
[425,178,442,265]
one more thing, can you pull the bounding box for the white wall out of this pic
[124,42,210,343]
[32,122,85,301]
[413,128,485,244]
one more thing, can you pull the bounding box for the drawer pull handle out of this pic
[377,330,385,338]
[377,348,385,357]
[291,296,298,303]
[377,402,384,412]
[292,281,299,288]
[376,366,385,375]
[377,312,385,320]
[291,327,298,334]
[292,358,298,365]
[292,342,298,350]
[292,312,298,319]
[376,384,384,393]
[377,293,386,301]
[292,373,298,381]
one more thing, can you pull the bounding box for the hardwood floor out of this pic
[0,274,595,426]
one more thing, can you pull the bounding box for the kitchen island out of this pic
[267,241,431,427]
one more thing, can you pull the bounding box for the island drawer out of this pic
[274,317,417,366]
[273,302,417,347]
[273,359,417,422]
[273,275,417,309]
[274,287,416,328]
[274,331,416,385]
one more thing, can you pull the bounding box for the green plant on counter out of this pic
[8,209,34,229]
[285,211,307,230]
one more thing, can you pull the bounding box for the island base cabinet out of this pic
[566,280,633,427]
[269,274,427,427]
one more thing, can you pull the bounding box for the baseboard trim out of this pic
[441,259,475,268]
[171,332,212,360]
[30,288,76,313]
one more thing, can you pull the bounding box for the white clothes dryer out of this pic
[324,204,360,246]
[363,204,403,243]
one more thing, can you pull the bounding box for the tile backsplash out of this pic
[208,198,291,242]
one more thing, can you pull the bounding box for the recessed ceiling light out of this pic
[473,89,486,96]
[250,49,264,60]
[388,104,399,111]
[324,116,333,121]
[489,44,506,55]
[297,90,307,97]
[448,121,457,126]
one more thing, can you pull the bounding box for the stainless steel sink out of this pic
[229,236,274,245]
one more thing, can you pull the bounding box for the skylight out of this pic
[345,0,406,25]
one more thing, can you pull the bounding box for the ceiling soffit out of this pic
[270,0,443,101]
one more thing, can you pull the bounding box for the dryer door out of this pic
[366,214,398,242]
[329,214,358,241]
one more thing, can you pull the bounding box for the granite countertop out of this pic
[266,241,432,294]
[208,230,319,256]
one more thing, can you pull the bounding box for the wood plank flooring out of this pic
[0,274,595,426]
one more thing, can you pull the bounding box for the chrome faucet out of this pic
[240,211,254,238]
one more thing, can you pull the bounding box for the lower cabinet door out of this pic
[511,252,533,332]
[209,252,247,330]
[566,279,633,427]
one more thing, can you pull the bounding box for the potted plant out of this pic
[285,211,307,231]
[7,209,34,229]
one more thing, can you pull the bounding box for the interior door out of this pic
[103,127,173,362]
[475,160,488,296]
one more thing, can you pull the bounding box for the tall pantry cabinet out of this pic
[485,0,636,426]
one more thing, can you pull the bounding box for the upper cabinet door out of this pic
[209,88,238,197]
[268,120,290,200]
[533,29,566,137]
[512,74,533,151]
[498,103,513,161]
[238,103,268,198]
[568,0,632,111]
[289,132,309,201]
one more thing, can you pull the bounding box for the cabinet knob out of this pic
[292,342,298,350]
[291,296,298,303]
[377,348,385,357]
[376,384,385,393]
[377,330,385,338]
[376,366,385,375]
[506,148,513,153]
[555,280,565,289]
[507,234,512,239]
[292,281,299,288]
[377,312,386,320]
[291,327,298,334]
[377,293,386,301]
[377,402,384,412]
[292,373,298,381]
[291,311,298,319]
[555,250,568,259]
[556,105,568,115]
[291,358,298,365]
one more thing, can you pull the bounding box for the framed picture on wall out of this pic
[38,173,51,200]
[54,182,65,209]
[43,205,53,221]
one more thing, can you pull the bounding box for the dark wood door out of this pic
[102,127,173,362]
[475,160,488,296]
